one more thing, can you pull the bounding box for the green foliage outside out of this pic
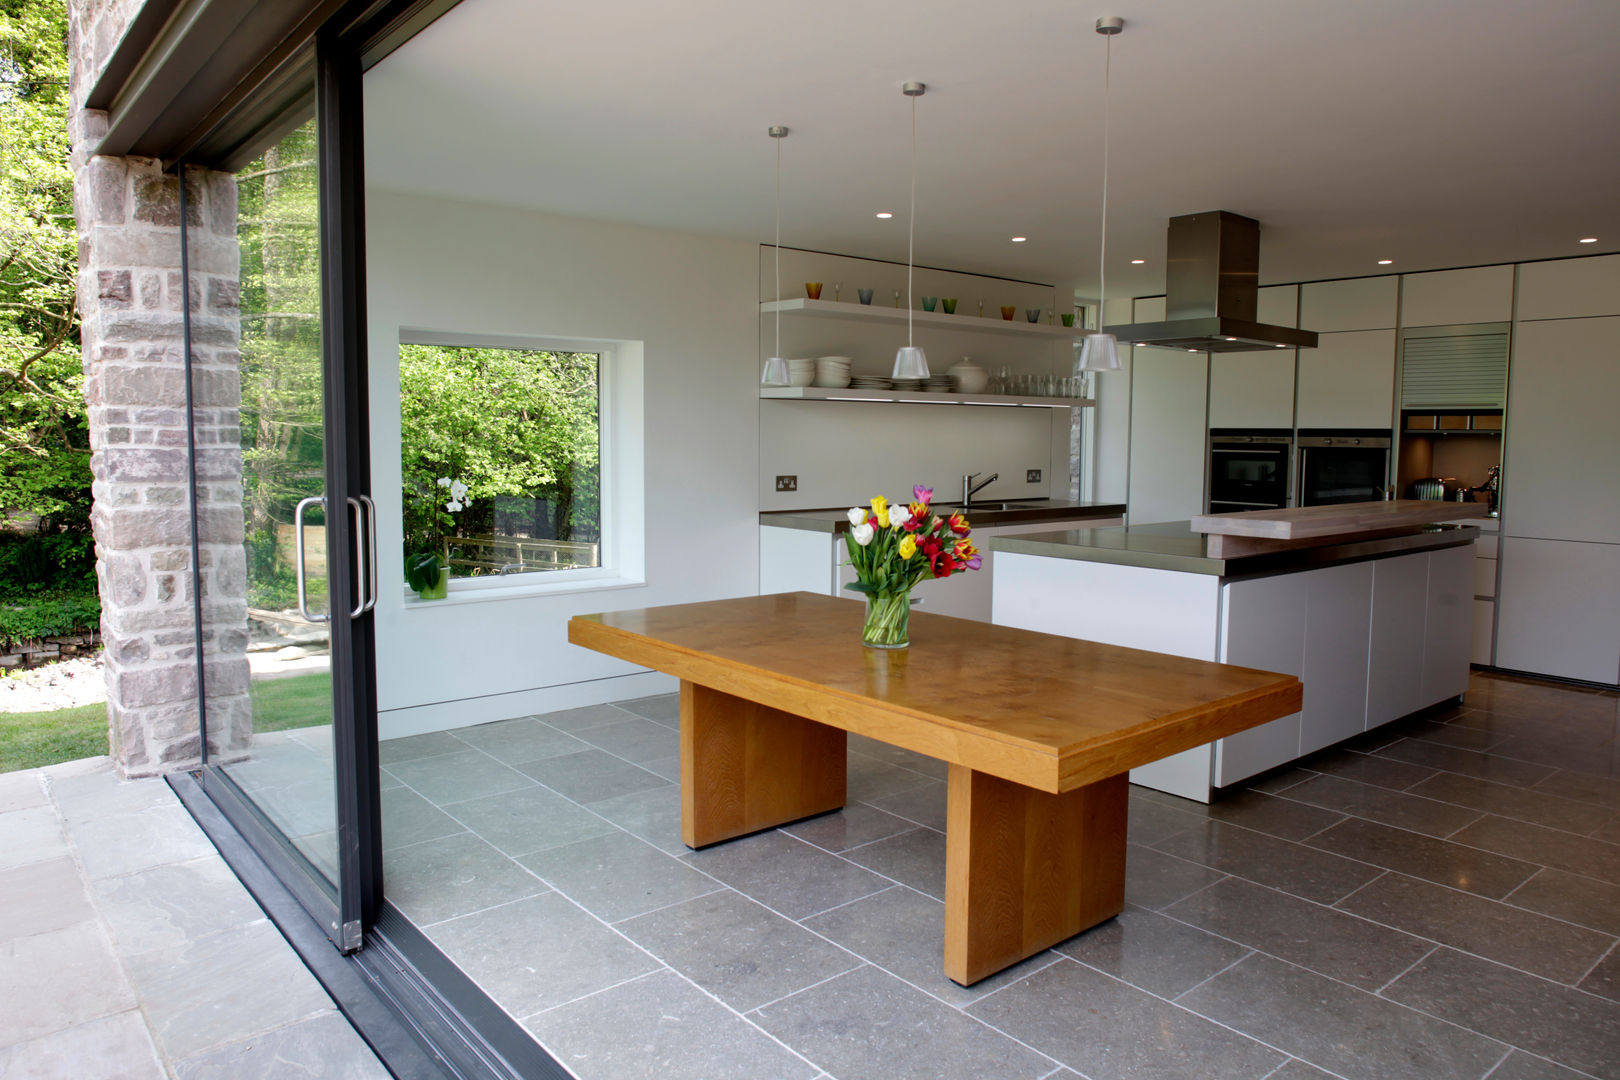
[0,0,97,639]
[400,344,600,578]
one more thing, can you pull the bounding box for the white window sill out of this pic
[401,573,647,609]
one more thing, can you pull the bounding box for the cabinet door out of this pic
[1502,317,1620,543]
[1496,536,1620,684]
[1471,599,1495,666]
[1400,266,1515,327]
[1300,561,1374,755]
[1421,544,1475,704]
[1296,329,1397,429]
[1215,575,1305,786]
[1366,552,1429,728]
[1516,254,1620,319]
[1300,276,1398,332]
[1128,348,1209,524]
[1209,352,1295,429]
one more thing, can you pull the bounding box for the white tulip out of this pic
[846,507,867,526]
[889,504,912,528]
[851,522,875,546]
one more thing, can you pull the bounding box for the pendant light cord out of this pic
[1098,30,1111,327]
[908,92,917,347]
[774,132,782,358]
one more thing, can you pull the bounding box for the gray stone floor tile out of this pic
[1403,718,1510,752]
[69,803,216,880]
[244,775,337,839]
[847,735,949,780]
[383,832,548,925]
[1125,792,1206,846]
[867,780,947,832]
[0,769,46,813]
[638,753,682,783]
[0,858,94,942]
[1383,948,1620,1078]
[618,890,861,1011]
[586,784,688,855]
[802,885,1059,1007]
[611,694,681,727]
[380,783,467,851]
[1335,872,1614,984]
[846,754,935,803]
[172,1011,391,1079]
[1243,767,1316,795]
[1410,771,1616,834]
[1592,814,1620,844]
[384,748,536,807]
[1450,815,1620,885]
[518,831,723,923]
[1578,945,1620,1003]
[378,730,464,765]
[0,805,67,871]
[1504,869,1620,935]
[517,748,670,805]
[682,831,890,920]
[48,770,175,825]
[447,783,618,858]
[537,703,641,733]
[966,958,1283,1080]
[122,920,333,1061]
[1136,787,1346,842]
[1532,770,1620,811]
[88,857,263,956]
[1123,843,1227,910]
[1485,734,1620,778]
[1299,748,1438,791]
[575,717,680,765]
[1178,953,1506,1080]
[1154,820,1383,904]
[525,969,816,1080]
[425,892,658,1018]
[219,746,326,797]
[1305,817,1537,899]
[1280,773,1484,838]
[449,717,590,765]
[1164,877,1433,990]
[1264,1061,1339,1080]
[1375,739,1557,789]
[840,827,946,899]
[1055,905,1251,998]
[757,965,1055,1080]
[782,803,915,853]
[0,923,134,1046]
[0,1010,164,1080]
[1482,1051,1593,1080]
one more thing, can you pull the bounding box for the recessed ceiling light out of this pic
[1275,343,1288,348]
[1377,259,1393,265]
[1130,258,1145,264]
[1223,337,1238,342]
[1579,237,1598,243]
[875,211,893,219]
[1011,236,1027,243]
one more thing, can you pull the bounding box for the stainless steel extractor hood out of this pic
[1106,211,1318,353]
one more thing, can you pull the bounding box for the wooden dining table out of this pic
[568,591,1302,985]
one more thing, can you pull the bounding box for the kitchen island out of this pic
[989,511,1481,801]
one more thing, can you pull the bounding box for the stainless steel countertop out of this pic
[759,500,1127,535]
[989,519,1480,577]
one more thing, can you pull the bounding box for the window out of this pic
[399,343,602,585]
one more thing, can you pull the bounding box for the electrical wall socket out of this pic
[1026,469,1042,483]
[775,475,798,492]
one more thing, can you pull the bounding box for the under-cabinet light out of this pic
[876,211,893,219]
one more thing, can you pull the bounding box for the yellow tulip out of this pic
[898,535,917,560]
[870,495,890,528]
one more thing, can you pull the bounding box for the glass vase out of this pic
[862,591,911,649]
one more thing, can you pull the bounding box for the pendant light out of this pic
[761,125,792,387]
[892,81,929,380]
[1078,17,1123,372]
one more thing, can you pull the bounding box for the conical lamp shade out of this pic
[1077,333,1121,372]
[892,346,930,380]
[760,355,791,386]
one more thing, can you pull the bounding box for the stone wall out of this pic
[69,2,251,777]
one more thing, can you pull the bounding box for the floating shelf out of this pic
[760,386,1093,409]
[760,298,1084,341]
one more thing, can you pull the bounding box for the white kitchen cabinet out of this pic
[1366,552,1430,728]
[1516,254,1620,320]
[1300,276,1398,332]
[1471,599,1495,666]
[1496,536,1620,685]
[1400,266,1515,327]
[1296,329,1397,429]
[1473,556,1496,598]
[1209,353,1295,429]
[1422,543,1475,703]
[1300,561,1375,755]
[1127,326,1208,524]
[1215,573,1304,787]
[1502,316,1620,543]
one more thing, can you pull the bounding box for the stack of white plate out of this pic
[813,356,852,388]
[890,378,925,392]
[787,358,817,387]
[922,374,955,393]
[849,375,892,390]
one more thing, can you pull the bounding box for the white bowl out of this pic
[951,369,989,394]
[812,374,852,388]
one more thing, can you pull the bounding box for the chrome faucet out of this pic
[961,471,998,507]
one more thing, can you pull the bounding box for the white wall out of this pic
[366,189,759,736]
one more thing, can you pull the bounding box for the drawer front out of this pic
[1474,556,1497,598]
[1475,533,1498,558]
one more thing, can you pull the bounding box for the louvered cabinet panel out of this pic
[1400,330,1509,409]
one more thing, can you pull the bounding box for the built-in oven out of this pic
[1208,429,1292,514]
[1295,430,1392,506]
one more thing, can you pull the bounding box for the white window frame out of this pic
[397,329,645,605]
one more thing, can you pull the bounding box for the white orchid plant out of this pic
[405,476,468,595]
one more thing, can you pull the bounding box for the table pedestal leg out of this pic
[681,680,847,849]
[944,765,1127,986]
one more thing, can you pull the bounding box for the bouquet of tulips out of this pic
[843,485,981,647]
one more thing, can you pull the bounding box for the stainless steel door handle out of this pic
[294,496,330,623]
[346,495,378,617]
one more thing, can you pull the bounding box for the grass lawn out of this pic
[0,670,336,773]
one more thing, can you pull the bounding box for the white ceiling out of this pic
[363,0,1620,298]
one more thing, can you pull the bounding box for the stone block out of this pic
[84,156,127,225]
[112,661,197,708]
[107,632,150,666]
[97,269,132,308]
[150,549,189,572]
[132,407,183,425]
[207,171,237,236]
[96,506,190,549]
[103,552,146,607]
[131,171,203,228]
[165,270,202,312]
[102,447,188,483]
[207,276,239,312]
[99,363,184,408]
[139,271,162,308]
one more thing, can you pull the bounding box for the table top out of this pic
[1189,499,1488,540]
[568,592,1302,793]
